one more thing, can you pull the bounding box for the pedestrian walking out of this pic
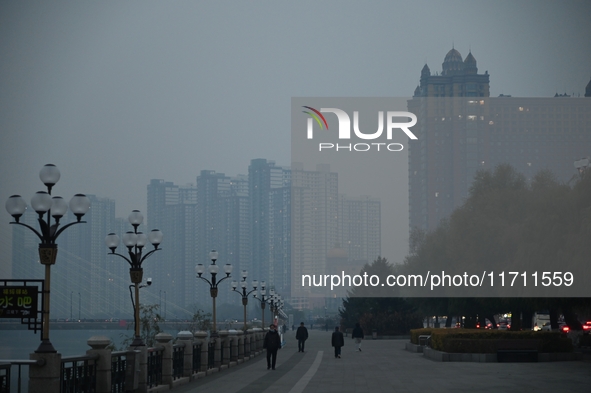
[263,324,282,370]
[352,323,364,351]
[296,322,309,352]
[331,326,344,358]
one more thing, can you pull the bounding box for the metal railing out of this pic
[207,341,215,369]
[147,346,163,388]
[228,338,233,362]
[0,363,9,393]
[172,344,184,380]
[111,351,127,393]
[61,353,98,393]
[192,342,202,373]
[0,358,46,393]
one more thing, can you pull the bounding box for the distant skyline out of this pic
[2,1,590,277]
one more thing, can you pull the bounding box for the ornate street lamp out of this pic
[231,271,258,331]
[268,293,283,327]
[253,281,269,328]
[105,210,162,346]
[195,250,232,337]
[5,164,90,353]
[267,289,277,312]
[269,294,279,314]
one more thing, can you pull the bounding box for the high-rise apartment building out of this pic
[249,159,291,296]
[221,175,251,283]
[291,163,339,308]
[10,209,43,282]
[54,195,119,319]
[147,180,180,229]
[66,195,118,318]
[196,170,251,307]
[338,195,381,264]
[146,179,198,317]
[196,170,230,265]
[408,48,591,233]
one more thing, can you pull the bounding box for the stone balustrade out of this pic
[25,329,266,393]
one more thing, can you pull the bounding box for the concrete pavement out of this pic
[174,330,591,393]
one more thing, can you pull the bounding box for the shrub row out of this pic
[410,328,436,344]
[409,328,572,353]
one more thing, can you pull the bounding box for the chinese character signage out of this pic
[0,286,39,318]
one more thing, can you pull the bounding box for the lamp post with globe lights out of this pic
[268,292,284,328]
[5,164,90,353]
[105,210,162,346]
[195,250,232,337]
[253,281,269,328]
[231,271,258,331]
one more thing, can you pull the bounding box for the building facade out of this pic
[249,159,291,297]
[408,48,591,233]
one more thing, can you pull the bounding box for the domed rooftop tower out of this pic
[442,47,464,76]
[421,63,431,79]
[413,47,489,98]
[464,51,478,75]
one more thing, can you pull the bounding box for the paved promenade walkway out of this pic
[175,330,590,393]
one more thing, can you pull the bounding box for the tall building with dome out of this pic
[413,48,490,99]
[408,48,591,233]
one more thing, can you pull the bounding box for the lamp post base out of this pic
[35,339,57,353]
[131,336,145,347]
[29,352,61,393]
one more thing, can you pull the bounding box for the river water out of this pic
[0,328,187,360]
[0,329,133,359]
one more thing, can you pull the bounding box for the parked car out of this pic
[476,320,493,329]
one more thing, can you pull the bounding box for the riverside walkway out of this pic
[174,330,590,393]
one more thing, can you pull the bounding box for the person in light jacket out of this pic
[352,323,364,351]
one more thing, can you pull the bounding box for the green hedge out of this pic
[409,328,572,353]
[410,328,436,344]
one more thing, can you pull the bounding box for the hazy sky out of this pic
[1,1,590,277]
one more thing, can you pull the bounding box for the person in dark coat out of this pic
[295,322,309,352]
[263,324,282,370]
[331,326,345,358]
[352,323,364,351]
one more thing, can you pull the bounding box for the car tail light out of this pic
[561,326,570,332]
